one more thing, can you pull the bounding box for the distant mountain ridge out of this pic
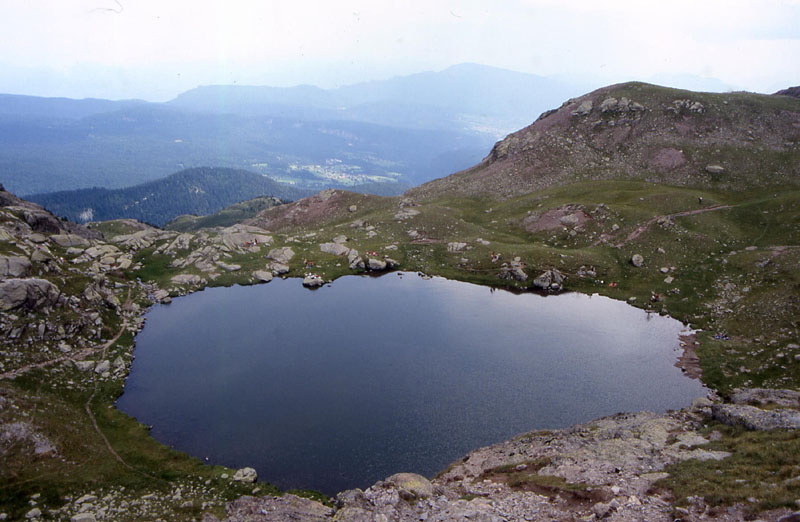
[0,93,148,121]
[168,63,580,135]
[2,64,563,197]
[28,167,312,227]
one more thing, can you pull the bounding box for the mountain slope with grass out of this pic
[410,82,800,200]
[1,83,799,521]
[165,195,285,232]
[28,167,311,227]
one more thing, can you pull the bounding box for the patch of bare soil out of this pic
[524,205,591,233]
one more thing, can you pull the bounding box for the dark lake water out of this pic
[116,272,706,495]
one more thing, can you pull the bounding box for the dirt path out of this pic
[83,288,137,470]
[0,291,133,382]
[1,288,139,470]
[604,204,732,247]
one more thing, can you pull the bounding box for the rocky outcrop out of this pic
[500,258,528,282]
[252,270,274,283]
[302,274,325,288]
[214,409,742,522]
[320,242,350,257]
[221,494,332,521]
[347,250,365,270]
[267,247,294,265]
[367,258,387,271]
[532,269,565,291]
[730,388,800,408]
[711,404,800,430]
[232,467,257,483]
[0,278,60,311]
[0,256,32,279]
[49,234,90,248]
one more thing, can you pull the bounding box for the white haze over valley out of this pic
[1,0,799,101]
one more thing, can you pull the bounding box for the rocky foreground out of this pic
[216,396,800,522]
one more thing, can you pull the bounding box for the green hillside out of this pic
[28,167,311,227]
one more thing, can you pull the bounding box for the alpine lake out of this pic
[116,272,706,496]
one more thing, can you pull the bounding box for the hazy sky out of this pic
[1,0,798,100]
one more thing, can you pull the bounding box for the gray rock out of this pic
[572,100,593,116]
[631,254,644,267]
[50,234,90,248]
[269,262,290,275]
[70,513,97,522]
[712,404,800,430]
[333,234,348,244]
[74,361,95,372]
[24,508,41,519]
[267,247,295,265]
[232,467,258,483]
[367,258,387,271]
[691,397,713,410]
[385,473,433,500]
[600,97,619,112]
[394,208,419,220]
[705,165,725,174]
[447,242,467,253]
[320,242,350,257]
[225,494,332,521]
[0,278,60,311]
[532,269,565,291]
[0,256,32,278]
[349,205,358,212]
[302,275,325,288]
[347,250,365,270]
[94,360,111,374]
[253,270,274,283]
[731,388,800,408]
[777,511,800,522]
[560,213,581,226]
[171,274,203,285]
[216,261,241,272]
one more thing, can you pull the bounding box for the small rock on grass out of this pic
[232,467,258,483]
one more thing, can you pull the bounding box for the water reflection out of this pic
[117,272,705,495]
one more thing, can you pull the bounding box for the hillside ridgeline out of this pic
[28,167,311,227]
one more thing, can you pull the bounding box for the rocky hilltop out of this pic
[1,82,800,521]
[410,82,800,199]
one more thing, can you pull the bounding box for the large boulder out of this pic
[712,404,800,430]
[320,242,350,257]
[731,388,800,408]
[267,247,295,265]
[384,473,433,500]
[367,258,387,271]
[348,249,365,270]
[220,225,273,251]
[49,234,91,248]
[0,278,60,311]
[232,467,258,483]
[0,255,32,279]
[253,270,274,283]
[302,274,325,288]
[532,269,566,291]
